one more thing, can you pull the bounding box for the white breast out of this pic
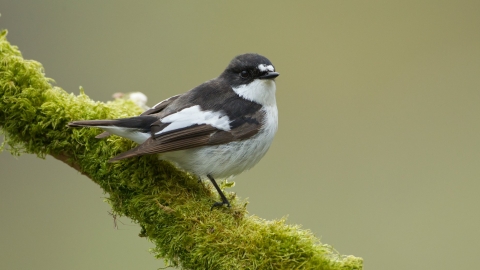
[161,105,278,179]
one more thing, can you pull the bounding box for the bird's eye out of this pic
[240,70,249,78]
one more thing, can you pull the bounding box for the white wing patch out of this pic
[258,64,274,72]
[156,105,231,135]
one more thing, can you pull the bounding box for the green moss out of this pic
[0,30,363,270]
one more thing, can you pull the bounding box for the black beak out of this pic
[259,71,280,80]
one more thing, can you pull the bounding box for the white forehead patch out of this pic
[258,64,274,72]
[156,105,231,135]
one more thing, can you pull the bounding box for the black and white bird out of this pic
[68,53,279,208]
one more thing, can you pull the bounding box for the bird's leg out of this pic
[207,174,231,209]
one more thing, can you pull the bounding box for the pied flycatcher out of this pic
[69,53,279,208]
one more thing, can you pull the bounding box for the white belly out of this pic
[161,106,278,179]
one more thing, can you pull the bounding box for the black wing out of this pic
[108,110,265,162]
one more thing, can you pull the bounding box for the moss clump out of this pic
[0,30,363,269]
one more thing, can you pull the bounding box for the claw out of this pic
[210,199,231,210]
[207,174,231,210]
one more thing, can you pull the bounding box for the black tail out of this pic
[68,120,117,139]
[68,116,158,146]
[68,116,157,131]
[68,119,119,128]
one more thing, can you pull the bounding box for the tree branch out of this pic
[0,30,363,270]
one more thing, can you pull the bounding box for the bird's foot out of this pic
[210,198,231,210]
[206,174,231,210]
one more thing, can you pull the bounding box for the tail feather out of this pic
[68,116,157,132]
[68,116,159,160]
[68,120,119,128]
[68,120,117,140]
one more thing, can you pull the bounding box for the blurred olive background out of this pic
[1,1,479,269]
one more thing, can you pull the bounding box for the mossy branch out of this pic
[0,30,363,270]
